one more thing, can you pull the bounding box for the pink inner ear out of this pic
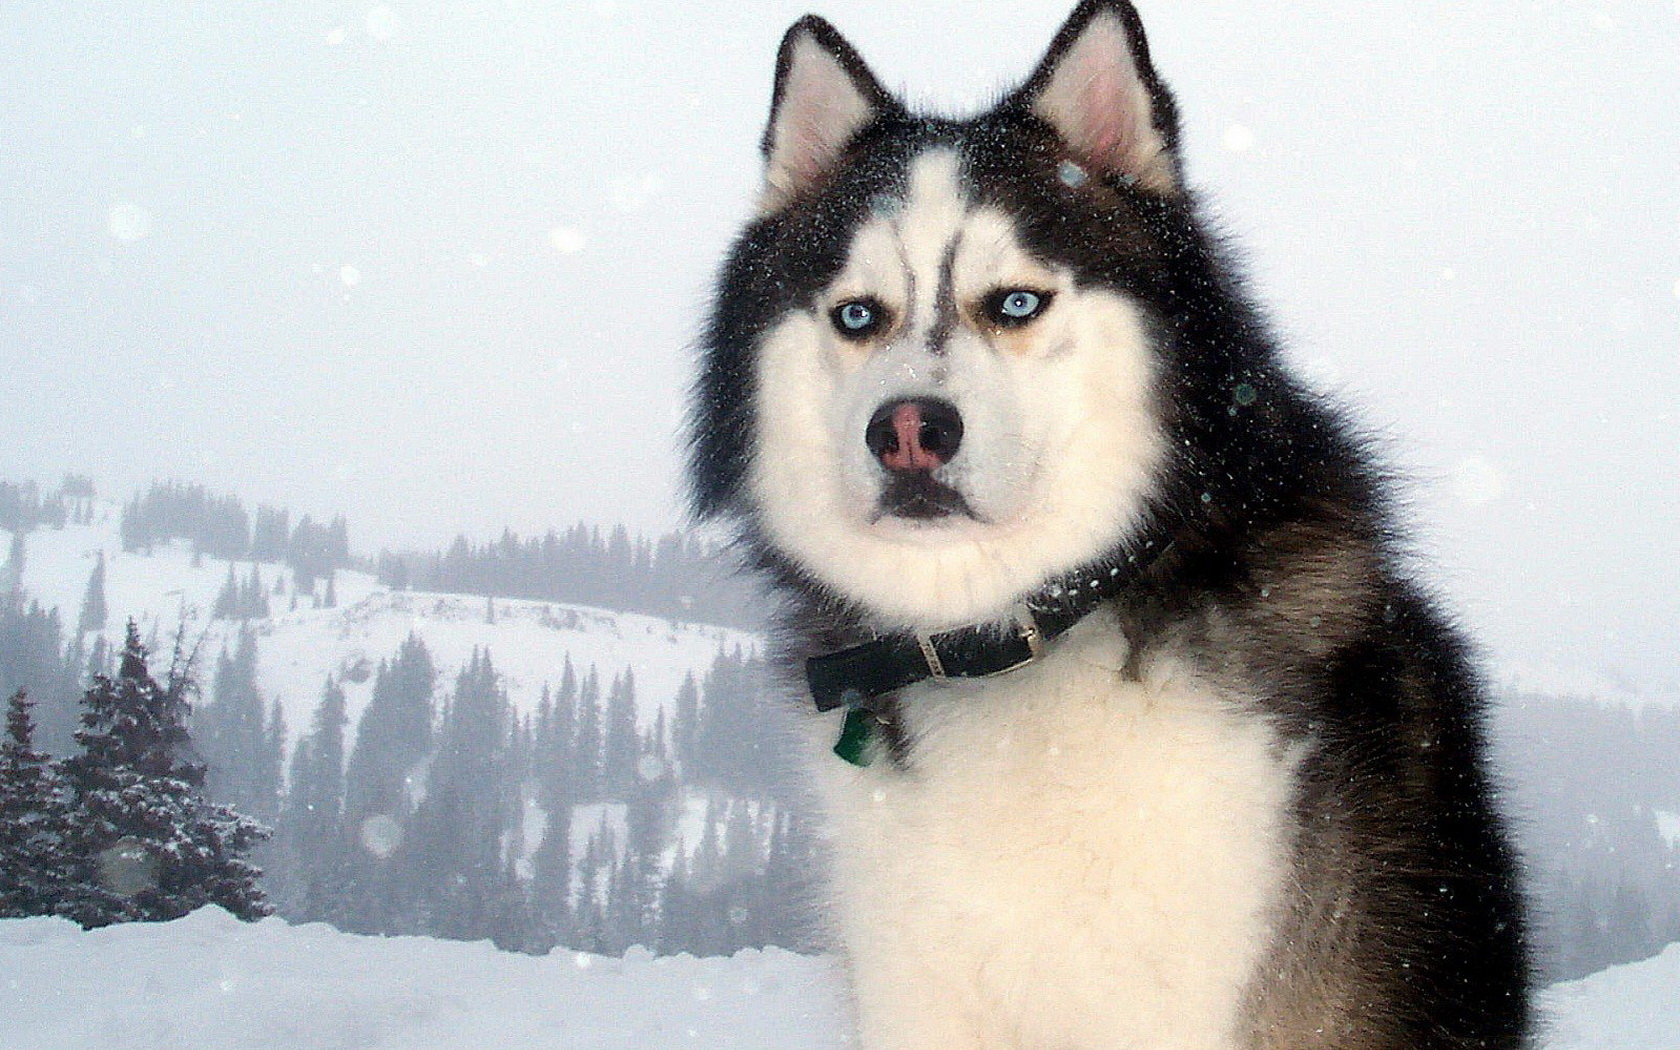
[767,36,876,196]
[1030,11,1168,185]
[1074,62,1142,170]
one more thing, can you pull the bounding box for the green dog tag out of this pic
[833,708,876,767]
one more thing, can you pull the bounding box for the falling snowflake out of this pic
[550,226,587,255]
[108,202,152,243]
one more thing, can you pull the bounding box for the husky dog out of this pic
[687,1,1530,1046]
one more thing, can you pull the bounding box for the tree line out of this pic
[120,480,350,591]
[377,524,765,631]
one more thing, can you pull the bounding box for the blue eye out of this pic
[1001,292,1040,317]
[832,299,884,338]
[990,289,1050,325]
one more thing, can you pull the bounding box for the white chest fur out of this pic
[809,612,1299,1050]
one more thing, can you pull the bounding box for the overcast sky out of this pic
[1,0,1675,695]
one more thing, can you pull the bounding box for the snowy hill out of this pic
[1,906,1673,1050]
[6,508,759,750]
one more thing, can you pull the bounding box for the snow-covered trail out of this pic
[4,907,1677,1049]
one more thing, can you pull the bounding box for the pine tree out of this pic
[572,666,603,802]
[657,841,692,955]
[57,623,271,927]
[3,531,24,594]
[0,690,71,917]
[77,553,107,635]
[400,649,518,945]
[672,670,699,777]
[530,797,572,952]
[602,669,639,802]
[197,629,280,823]
[758,807,822,952]
[213,563,239,619]
[276,678,350,923]
[245,565,270,619]
[550,659,578,799]
[341,633,435,934]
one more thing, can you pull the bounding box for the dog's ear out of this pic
[760,16,900,212]
[1012,0,1180,195]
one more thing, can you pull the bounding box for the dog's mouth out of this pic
[870,471,980,523]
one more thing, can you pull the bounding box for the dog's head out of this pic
[691,1,1235,631]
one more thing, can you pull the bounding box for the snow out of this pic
[2,906,1676,1050]
[1543,941,1680,1050]
[0,908,849,1050]
[6,511,758,753]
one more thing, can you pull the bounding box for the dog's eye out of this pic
[831,299,885,339]
[987,289,1052,326]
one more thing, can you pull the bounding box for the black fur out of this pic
[687,1,1532,1045]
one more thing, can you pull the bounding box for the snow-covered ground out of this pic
[1541,941,1680,1050]
[1,907,1674,1050]
[7,511,759,750]
[0,908,849,1050]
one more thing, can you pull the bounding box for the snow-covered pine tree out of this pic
[57,622,271,927]
[0,689,71,918]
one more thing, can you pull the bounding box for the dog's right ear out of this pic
[760,16,900,212]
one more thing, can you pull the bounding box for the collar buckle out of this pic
[917,604,1047,683]
[986,603,1045,676]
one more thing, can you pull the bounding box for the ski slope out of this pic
[0,906,1673,1050]
[7,510,760,751]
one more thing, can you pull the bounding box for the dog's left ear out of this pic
[760,16,903,212]
[1011,0,1181,195]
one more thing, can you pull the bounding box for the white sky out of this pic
[1,0,1676,693]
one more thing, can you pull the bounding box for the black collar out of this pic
[805,538,1169,713]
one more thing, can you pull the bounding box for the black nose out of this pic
[866,398,964,471]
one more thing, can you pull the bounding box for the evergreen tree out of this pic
[340,633,435,934]
[572,666,603,802]
[276,678,351,923]
[0,690,71,917]
[602,669,639,801]
[213,563,239,619]
[4,530,25,594]
[57,623,270,927]
[672,670,699,777]
[76,553,107,635]
[399,649,520,945]
[245,565,270,619]
[197,629,281,823]
[758,807,822,952]
[657,842,693,955]
[550,659,578,799]
[529,800,572,952]
[0,594,78,755]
